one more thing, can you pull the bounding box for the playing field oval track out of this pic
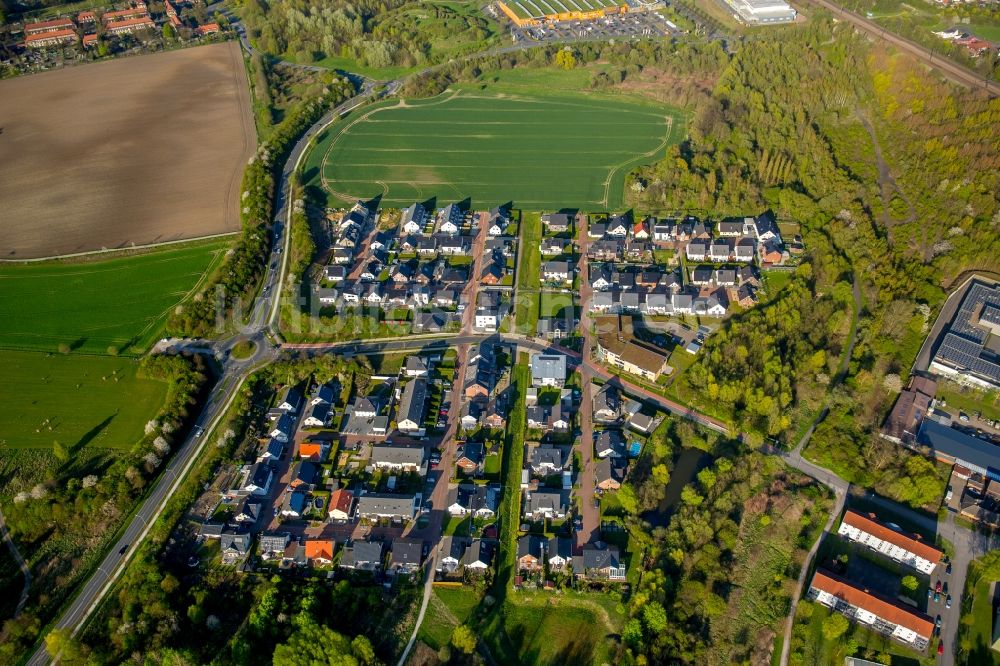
[309,93,682,210]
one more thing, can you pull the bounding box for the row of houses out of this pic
[458,342,509,433]
[591,289,726,317]
[259,533,425,576]
[517,536,625,581]
[21,1,217,48]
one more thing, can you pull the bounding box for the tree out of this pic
[52,440,68,464]
[45,628,90,665]
[163,24,176,42]
[58,343,70,354]
[622,617,643,648]
[822,612,849,641]
[451,624,477,655]
[900,575,918,592]
[554,48,576,70]
[272,620,375,666]
[642,602,668,634]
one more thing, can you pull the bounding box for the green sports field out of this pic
[305,91,682,210]
[0,350,168,450]
[0,240,228,355]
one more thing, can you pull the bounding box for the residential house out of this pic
[526,405,569,433]
[642,292,670,316]
[694,297,727,317]
[592,384,621,423]
[289,461,319,490]
[739,264,760,286]
[691,265,713,286]
[355,493,418,522]
[401,203,427,234]
[234,497,263,524]
[759,239,783,264]
[437,203,462,234]
[416,236,438,256]
[328,489,354,520]
[455,441,485,475]
[396,379,427,435]
[280,489,308,518]
[595,430,625,458]
[573,545,625,580]
[340,540,384,572]
[590,265,613,291]
[536,317,572,339]
[596,456,627,491]
[315,287,339,306]
[717,219,743,237]
[735,239,757,263]
[632,219,649,240]
[606,215,630,237]
[627,410,657,435]
[305,539,336,566]
[404,356,429,377]
[487,206,510,235]
[219,530,253,565]
[437,536,469,574]
[259,437,284,462]
[807,570,933,650]
[276,386,304,415]
[480,262,504,286]
[260,533,291,560]
[441,267,469,284]
[542,212,572,233]
[671,293,693,315]
[371,444,424,472]
[269,413,294,443]
[588,222,608,238]
[244,462,274,496]
[462,539,494,572]
[546,537,573,571]
[302,401,331,428]
[595,316,671,381]
[709,241,732,262]
[447,483,500,518]
[522,489,567,521]
[714,268,737,287]
[540,238,565,256]
[475,305,500,332]
[389,539,424,575]
[836,510,942,574]
[517,535,546,572]
[438,235,469,256]
[588,239,622,261]
[530,353,567,387]
[652,222,674,242]
[529,445,565,476]
[735,284,757,308]
[542,260,574,283]
[686,240,707,261]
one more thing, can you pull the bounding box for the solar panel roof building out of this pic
[929,280,1000,390]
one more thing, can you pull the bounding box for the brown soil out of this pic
[0,42,255,258]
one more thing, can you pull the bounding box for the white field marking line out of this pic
[0,232,239,264]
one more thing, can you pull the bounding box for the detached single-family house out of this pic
[219,530,253,565]
[389,539,424,575]
[606,215,630,237]
[546,537,573,571]
[305,539,336,566]
[260,533,291,560]
[487,206,510,235]
[652,222,674,242]
[573,545,625,580]
[447,483,499,518]
[340,540,384,572]
[269,412,294,443]
[289,461,320,490]
[522,489,567,521]
[529,445,565,476]
[686,241,707,261]
[530,353,567,387]
[542,212,572,233]
[281,489,308,518]
[437,203,462,234]
[633,219,650,239]
[542,260,574,283]
[235,497,263,524]
[592,384,621,423]
[244,462,274,496]
[302,401,331,428]
[596,456,627,491]
[595,430,625,458]
[455,441,485,474]
[691,265,713,286]
[438,536,469,574]
[462,539,494,572]
[404,356,429,377]
[540,238,564,256]
[328,489,354,520]
[276,386,304,415]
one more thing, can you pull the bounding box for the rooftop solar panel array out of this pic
[932,281,1000,386]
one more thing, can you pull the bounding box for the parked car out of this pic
[934,591,941,603]
[935,615,942,629]
[928,588,933,599]
[946,594,952,608]
[938,641,944,656]
[936,580,943,592]
[946,562,953,575]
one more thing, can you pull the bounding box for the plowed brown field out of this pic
[0,41,255,259]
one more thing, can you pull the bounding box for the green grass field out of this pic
[306,91,681,210]
[0,240,228,354]
[0,350,168,450]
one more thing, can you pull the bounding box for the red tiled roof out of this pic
[24,18,75,33]
[82,33,98,45]
[24,29,77,44]
[842,510,942,563]
[330,489,353,515]
[195,22,220,35]
[104,16,155,31]
[102,7,149,22]
[812,570,934,638]
[304,539,335,561]
[299,442,323,459]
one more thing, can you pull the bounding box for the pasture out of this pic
[305,91,681,210]
[0,42,255,258]
[0,350,168,450]
[0,240,228,354]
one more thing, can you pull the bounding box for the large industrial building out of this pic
[929,279,1000,390]
[497,0,632,27]
[723,0,796,24]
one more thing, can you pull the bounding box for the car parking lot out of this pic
[512,11,682,44]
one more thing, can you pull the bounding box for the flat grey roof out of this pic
[916,419,1000,474]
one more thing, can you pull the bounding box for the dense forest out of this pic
[238,0,496,68]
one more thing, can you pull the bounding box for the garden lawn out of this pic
[0,240,228,354]
[0,350,168,450]
[417,586,481,650]
[540,291,575,319]
[959,576,1000,666]
[306,91,681,210]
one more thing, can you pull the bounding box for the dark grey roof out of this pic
[282,489,307,514]
[278,385,304,412]
[596,457,626,485]
[582,545,621,570]
[517,535,545,558]
[220,529,252,554]
[530,445,564,469]
[356,493,416,517]
[342,541,383,568]
[916,420,1000,474]
[458,441,484,465]
[530,354,566,383]
[249,462,272,488]
[260,532,290,553]
[397,379,427,425]
[372,444,424,466]
[291,461,319,486]
[523,490,566,515]
[463,539,494,566]
[546,537,573,560]
[391,539,423,566]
